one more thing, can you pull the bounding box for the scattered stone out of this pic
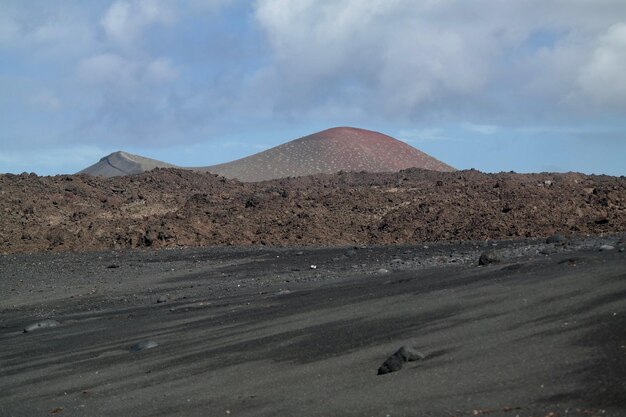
[345,249,357,257]
[106,264,120,269]
[23,319,61,333]
[478,251,500,266]
[310,265,317,269]
[295,251,304,256]
[558,258,579,265]
[546,234,567,244]
[377,354,404,375]
[377,346,425,375]
[599,244,615,251]
[395,346,425,361]
[130,340,158,352]
[156,296,168,303]
[377,268,390,274]
[390,258,403,264]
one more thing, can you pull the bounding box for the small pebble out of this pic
[478,251,500,266]
[130,340,158,352]
[23,319,61,333]
[546,234,567,244]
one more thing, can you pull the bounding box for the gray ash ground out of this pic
[0,235,625,416]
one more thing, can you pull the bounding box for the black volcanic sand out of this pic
[1,236,625,417]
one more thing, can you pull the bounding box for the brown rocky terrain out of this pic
[1,168,624,254]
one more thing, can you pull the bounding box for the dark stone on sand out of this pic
[478,251,500,266]
[378,354,404,375]
[377,346,425,375]
[546,234,567,244]
[23,319,61,333]
[396,346,425,361]
[130,340,158,352]
[156,296,167,303]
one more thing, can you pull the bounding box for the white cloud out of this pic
[578,23,626,108]
[0,10,20,45]
[0,2,97,56]
[146,58,179,83]
[101,0,175,47]
[78,53,138,86]
[254,0,626,120]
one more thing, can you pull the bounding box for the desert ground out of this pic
[1,163,625,416]
[1,168,625,254]
[1,235,625,417]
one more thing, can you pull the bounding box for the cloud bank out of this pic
[0,0,625,174]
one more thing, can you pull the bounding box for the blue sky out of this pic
[1,0,625,176]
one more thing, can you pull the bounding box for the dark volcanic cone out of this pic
[78,127,454,180]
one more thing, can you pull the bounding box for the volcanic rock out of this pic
[130,340,159,352]
[1,169,625,254]
[23,320,61,333]
[479,251,500,266]
[546,234,568,244]
[378,346,425,375]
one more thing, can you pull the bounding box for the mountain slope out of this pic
[78,127,454,180]
[200,127,454,181]
[79,151,177,177]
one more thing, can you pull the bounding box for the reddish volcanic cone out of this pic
[202,127,455,181]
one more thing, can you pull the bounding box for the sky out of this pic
[1,0,625,176]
